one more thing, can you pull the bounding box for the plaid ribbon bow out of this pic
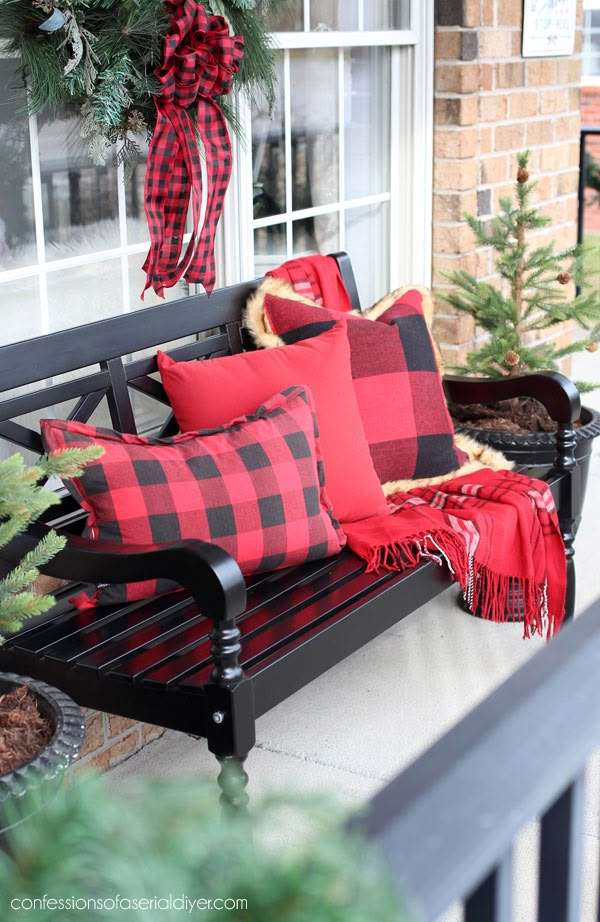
[142,0,244,298]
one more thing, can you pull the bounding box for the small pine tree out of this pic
[0,447,102,636]
[439,150,600,392]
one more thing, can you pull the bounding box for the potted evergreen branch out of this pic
[0,775,406,922]
[440,150,600,477]
[0,446,100,835]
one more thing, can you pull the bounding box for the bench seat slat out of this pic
[98,555,372,684]
[144,562,404,690]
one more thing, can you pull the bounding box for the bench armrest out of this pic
[443,371,581,426]
[444,371,581,472]
[2,523,247,625]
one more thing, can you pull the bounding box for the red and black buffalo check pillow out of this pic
[248,293,469,490]
[41,386,346,610]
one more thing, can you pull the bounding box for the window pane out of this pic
[47,259,123,332]
[583,11,600,75]
[290,50,339,211]
[0,278,40,345]
[311,1,358,31]
[345,48,390,198]
[267,1,304,31]
[254,225,286,276]
[293,214,339,255]
[0,61,35,270]
[364,2,410,30]
[125,136,151,244]
[252,57,286,219]
[345,203,389,308]
[38,115,120,261]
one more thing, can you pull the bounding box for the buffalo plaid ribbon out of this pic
[142,0,244,298]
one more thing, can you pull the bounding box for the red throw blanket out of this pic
[343,469,566,639]
[267,255,353,312]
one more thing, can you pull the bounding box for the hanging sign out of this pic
[522,0,577,57]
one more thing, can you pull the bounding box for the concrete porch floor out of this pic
[110,353,600,920]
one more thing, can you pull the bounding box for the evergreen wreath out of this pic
[0,0,281,167]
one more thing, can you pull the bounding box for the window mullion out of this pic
[283,49,293,257]
[117,160,131,312]
[304,0,310,32]
[358,0,365,31]
[28,114,49,335]
[338,47,346,251]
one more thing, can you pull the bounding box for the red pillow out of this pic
[261,294,469,486]
[157,321,387,523]
[41,386,346,609]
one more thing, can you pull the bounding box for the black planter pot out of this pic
[454,405,600,621]
[455,405,600,527]
[0,673,85,837]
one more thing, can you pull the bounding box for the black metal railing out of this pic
[578,127,600,247]
[362,598,600,921]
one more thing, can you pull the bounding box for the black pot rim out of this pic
[0,672,85,804]
[455,404,600,449]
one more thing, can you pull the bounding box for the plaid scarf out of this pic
[142,0,244,299]
[343,469,566,639]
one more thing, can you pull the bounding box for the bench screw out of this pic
[212,711,225,724]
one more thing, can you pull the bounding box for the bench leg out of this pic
[216,755,250,811]
[206,616,256,809]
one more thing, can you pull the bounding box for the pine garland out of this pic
[439,151,600,392]
[0,447,102,635]
[0,0,283,166]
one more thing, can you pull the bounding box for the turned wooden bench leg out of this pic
[206,615,256,810]
[216,755,250,811]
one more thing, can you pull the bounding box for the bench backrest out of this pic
[0,253,360,461]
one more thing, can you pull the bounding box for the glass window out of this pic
[290,50,339,211]
[38,114,120,261]
[252,59,286,219]
[0,277,41,346]
[251,41,394,303]
[583,10,600,76]
[0,61,35,271]
[345,48,390,199]
[267,1,304,31]
[267,0,410,32]
[310,1,359,32]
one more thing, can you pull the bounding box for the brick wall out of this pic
[432,0,584,369]
[74,710,165,773]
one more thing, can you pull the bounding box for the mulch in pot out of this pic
[449,397,563,434]
[0,685,53,774]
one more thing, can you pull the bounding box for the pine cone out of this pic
[504,350,520,367]
[585,342,599,353]
[557,271,570,285]
[517,167,529,184]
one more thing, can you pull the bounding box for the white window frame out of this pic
[583,0,600,86]
[221,0,435,292]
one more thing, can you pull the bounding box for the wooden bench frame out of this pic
[0,254,581,806]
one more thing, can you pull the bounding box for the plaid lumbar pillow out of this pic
[41,386,346,610]
[245,283,512,493]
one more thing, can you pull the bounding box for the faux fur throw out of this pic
[344,469,566,639]
[244,276,513,493]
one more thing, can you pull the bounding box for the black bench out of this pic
[0,253,581,806]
